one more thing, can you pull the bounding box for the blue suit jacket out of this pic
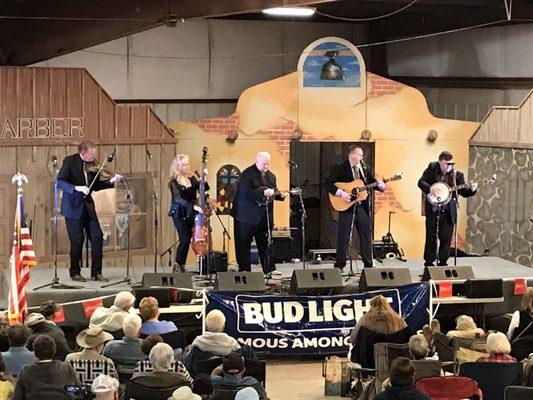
[57,153,114,219]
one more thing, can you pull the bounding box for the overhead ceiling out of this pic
[0,0,531,66]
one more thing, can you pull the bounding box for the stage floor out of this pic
[2,256,531,308]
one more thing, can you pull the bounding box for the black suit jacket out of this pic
[230,165,283,226]
[57,153,114,219]
[417,161,475,223]
[324,160,379,214]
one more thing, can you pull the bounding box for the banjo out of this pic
[427,174,496,206]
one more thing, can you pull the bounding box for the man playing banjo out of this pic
[418,151,477,267]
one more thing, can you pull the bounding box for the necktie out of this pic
[352,165,360,180]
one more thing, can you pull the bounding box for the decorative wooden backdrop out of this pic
[470,89,533,150]
[0,67,176,269]
[468,89,533,267]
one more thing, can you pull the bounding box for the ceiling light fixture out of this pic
[262,7,315,17]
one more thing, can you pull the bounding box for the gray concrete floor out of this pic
[266,359,334,400]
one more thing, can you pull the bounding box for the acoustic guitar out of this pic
[329,173,403,212]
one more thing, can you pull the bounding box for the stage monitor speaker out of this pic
[359,268,412,292]
[289,268,343,295]
[421,265,474,282]
[199,251,228,274]
[141,272,193,289]
[133,288,172,308]
[465,279,503,298]
[214,272,266,292]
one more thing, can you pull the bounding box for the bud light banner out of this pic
[206,283,429,355]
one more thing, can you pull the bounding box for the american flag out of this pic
[8,190,36,324]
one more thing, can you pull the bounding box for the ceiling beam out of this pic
[0,0,339,65]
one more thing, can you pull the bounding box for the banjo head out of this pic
[427,182,452,205]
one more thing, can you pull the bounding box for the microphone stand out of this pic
[147,152,159,272]
[451,166,458,266]
[290,162,307,269]
[264,197,274,279]
[35,159,83,291]
[211,204,231,253]
[102,179,138,288]
[161,239,180,271]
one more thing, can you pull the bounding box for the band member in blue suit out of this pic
[231,152,285,276]
[58,141,122,282]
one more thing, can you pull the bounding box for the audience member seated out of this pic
[446,315,484,340]
[65,327,114,363]
[13,334,79,400]
[0,354,15,400]
[211,353,267,400]
[91,374,119,400]
[129,343,190,390]
[476,331,517,363]
[0,316,10,353]
[39,300,59,325]
[141,334,164,356]
[168,386,201,400]
[382,334,441,390]
[507,287,533,361]
[348,295,410,368]
[185,310,241,376]
[235,387,259,400]
[350,295,408,348]
[139,297,178,335]
[135,335,192,383]
[192,373,214,399]
[25,312,71,358]
[374,358,429,400]
[103,314,145,367]
[90,291,136,332]
[193,310,240,356]
[409,335,431,360]
[1,324,36,377]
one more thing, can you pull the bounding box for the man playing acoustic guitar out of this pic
[325,145,385,270]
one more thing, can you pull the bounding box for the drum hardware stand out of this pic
[102,180,139,288]
[289,161,307,269]
[35,164,83,291]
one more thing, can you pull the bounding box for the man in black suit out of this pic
[57,141,122,282]
[418,151,477,267]
[231,152,285,276]
[325,145,385,270]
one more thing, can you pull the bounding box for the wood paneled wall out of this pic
[470,89,533,149]
[0,67,176,269]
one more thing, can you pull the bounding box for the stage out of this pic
[3,256,530,309]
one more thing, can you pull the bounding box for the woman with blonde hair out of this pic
[350,295,408,346]
[168,154,209,273]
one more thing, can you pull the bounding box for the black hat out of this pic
[223,353,244,374]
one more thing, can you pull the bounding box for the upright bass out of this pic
[191,147,212,257]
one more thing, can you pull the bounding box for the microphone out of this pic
[51,155,58,165]
[107,149,116,162]
[146,150,152,159]
[361,160,367,169]
[288,160,298,167]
